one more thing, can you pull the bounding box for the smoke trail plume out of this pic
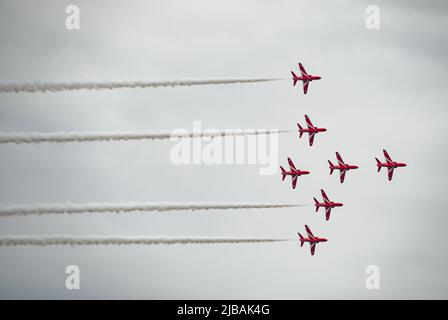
[0,78,281,93]
[0,235,291,247]
[0,202,304,217]
[0,129,291,144]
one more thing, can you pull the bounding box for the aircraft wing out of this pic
[287,158,297,171]
[340,170,346,183]
[321,189,330,202]
[310,242,316,256]
[299,63,309,76]
[383,149,393,163]
[292,175,298,189]
[309,132,315,146]
[305,225,315,238]
[388,167,394,181]
[303,80,309,94]
[305,115,314,128]
[325,208,331,221]
[336,152,345,165]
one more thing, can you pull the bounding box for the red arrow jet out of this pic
[314,189,343,221]
[328,152,359,183]
[297,115,327,146]
[297,225,327,256]
[291,63,321,94]
[375,149,407,181]
[280,157,310,189]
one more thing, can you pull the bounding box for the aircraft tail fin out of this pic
[291,71,298,86]
[328,160,334,175]
[297,123,304,138]
[375,157,381,172]
[313,197,319,212]
[298,232,305,247]
[280,166,287,181]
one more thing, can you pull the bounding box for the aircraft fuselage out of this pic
[333,165,358,170]
[316,202,343,209]
[302,237,327,243]
[378,162,406,168]
[283,170,310,176]
[296,75,321,81]
[299,127,327,133]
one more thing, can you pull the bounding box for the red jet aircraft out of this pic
[297,115,327,146]
[291,63,321,94]
[328,152,359,183]
[314,189,343,221]
[298,225,327,256]
[375,149,407,181]
[280,157,310,189]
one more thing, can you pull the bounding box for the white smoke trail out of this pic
[0,78,281,93]
[0,202,304,217]
[0,235,291,247]
[0,129,291,144]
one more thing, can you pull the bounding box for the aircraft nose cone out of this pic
[322,238,328,242]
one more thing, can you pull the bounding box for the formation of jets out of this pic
[286,63,407,256]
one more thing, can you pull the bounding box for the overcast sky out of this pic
[0,0,447,299]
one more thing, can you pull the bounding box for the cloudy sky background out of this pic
[0,0,447,299]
